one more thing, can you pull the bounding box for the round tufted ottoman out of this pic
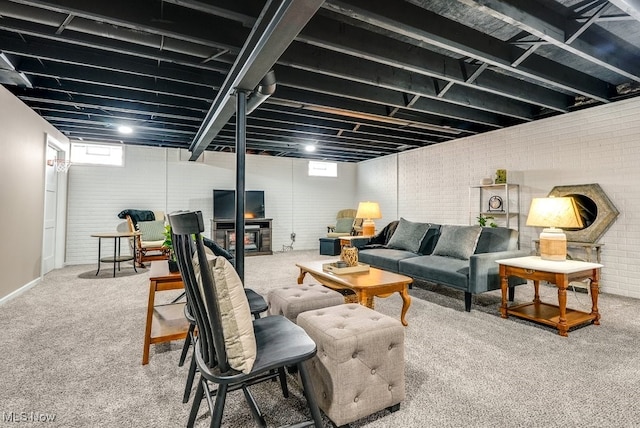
[266,283,344,322]
[296,304,405,427]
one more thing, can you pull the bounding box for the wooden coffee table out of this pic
[296,260,412,326]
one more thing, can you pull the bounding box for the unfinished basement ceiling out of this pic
[1,0,639,162]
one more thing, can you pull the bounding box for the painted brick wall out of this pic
[67,148,357,265]
[359,97,640,299]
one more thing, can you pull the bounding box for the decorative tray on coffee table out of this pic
[322,262,370,274]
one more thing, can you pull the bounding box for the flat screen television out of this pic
[213,189,265,220]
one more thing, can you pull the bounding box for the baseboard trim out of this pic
[0,277,40,305]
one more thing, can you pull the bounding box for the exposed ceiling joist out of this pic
[1,0,638,162]
[189,0,325,160]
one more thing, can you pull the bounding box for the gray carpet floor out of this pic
[1,249,639,427]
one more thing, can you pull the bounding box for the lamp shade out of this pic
[356,201,381,237]
[526,197,583,229]
[526,197,583,261]
[355,201,382,220]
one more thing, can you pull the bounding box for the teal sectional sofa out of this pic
[357,218,528,312]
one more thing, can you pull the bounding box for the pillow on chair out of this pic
[136,220,166,242]
[194,254,256,374]
[334,217,355,234]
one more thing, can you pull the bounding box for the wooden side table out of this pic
[496,256,603,337]
[338,236,370,248]
[142,260,189,365]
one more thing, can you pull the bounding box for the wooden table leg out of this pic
[399,286,411,327]
[591,269,601,325]
[533,280,541,303]
[499,265,508,319]
[143,279,157,365]
[357,291,374,309]
[556,274,569,337]
[297,269,307,284]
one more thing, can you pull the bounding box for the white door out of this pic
[42,145,58,275]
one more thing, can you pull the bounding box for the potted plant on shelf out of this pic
[477,214,498,228]
[163,224,179,272]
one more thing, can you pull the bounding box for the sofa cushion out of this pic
[386,218,431,253]
[136,219,166,241]
[432,225,482,260]
[399,255,470,289]
[358,248,421,272]
[334,217,354,234]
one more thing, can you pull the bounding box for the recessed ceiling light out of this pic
[118,125,133,134]
[304,144,316,152]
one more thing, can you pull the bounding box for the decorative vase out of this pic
[481,177,493,185]
[340,246,359,267]
[495,169,507,184]
[168,259,179,272]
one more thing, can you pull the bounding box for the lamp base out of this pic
[539,228,567,261]
[362,220,376,237]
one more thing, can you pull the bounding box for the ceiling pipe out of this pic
[246,70,276,114]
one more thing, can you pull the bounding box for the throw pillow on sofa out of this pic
[432,225,482,260]
[386,217,430,253]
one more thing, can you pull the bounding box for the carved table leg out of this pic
[297,269,307,285]
[500,267,509,319]
[557,275,569,337]
[590,270,601,325]
[533,280,541,304]
[399,286,411,327]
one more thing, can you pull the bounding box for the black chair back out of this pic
[169,210,231,374]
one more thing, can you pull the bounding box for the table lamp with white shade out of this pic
[526,196,584,261]
[356,201,382,237]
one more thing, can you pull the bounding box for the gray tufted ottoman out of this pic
[266,283,344,322]
[297,304,405,427]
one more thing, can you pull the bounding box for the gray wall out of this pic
[0,85,68,300]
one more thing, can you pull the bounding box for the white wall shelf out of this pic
[469,183,520,247]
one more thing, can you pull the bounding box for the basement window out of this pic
[308,161,337,177]
[70,142,124,166]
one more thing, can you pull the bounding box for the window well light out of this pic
[118,125,133,134]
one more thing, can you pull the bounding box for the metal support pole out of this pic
[235,90,248,283]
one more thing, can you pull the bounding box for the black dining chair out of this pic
[169,211,323,428]
[177,238,274,404]
[178,292,284,404]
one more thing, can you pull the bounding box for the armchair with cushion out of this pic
[117,209,170,267]
[326,208,363,237]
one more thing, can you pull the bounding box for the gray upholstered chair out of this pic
[327,208,363,237]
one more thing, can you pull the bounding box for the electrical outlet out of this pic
[290,232,296,242]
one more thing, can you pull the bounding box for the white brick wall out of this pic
[67,148,357,265]
[66,97,640,299]
[360,97,640,299]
